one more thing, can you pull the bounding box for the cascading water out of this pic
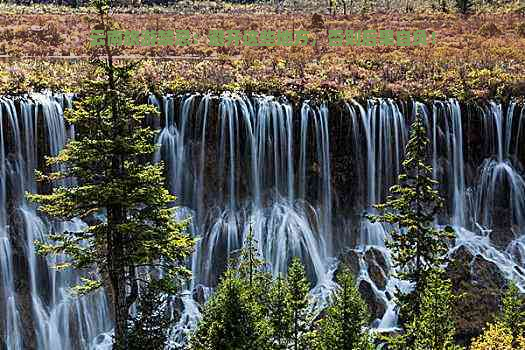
[0,94,111,350]
[342,98,409,330]
[1,92,525,349]
[424,99,525,287]
[154,93,334,286]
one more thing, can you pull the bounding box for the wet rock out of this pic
[358,279,386,321]
[172,295,185,321]
[338,247,388,290]
[471,255,506,289]
[489,206,516,249]
[489,227,516,250]
[337,248,360,278]
[192,284,207,305]
[508,241,525,268]
[449,245,474,266]
[364,247,388,272]
[364,247,388,290]
[366,261,387,290]
[446,245,506,344]
[448,245,506,290]
[337,248,387,320]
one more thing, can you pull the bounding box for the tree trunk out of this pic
[102,9,130,348]
[109,242,128,350]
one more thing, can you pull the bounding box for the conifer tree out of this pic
[286,257,312,350]
[367,115,454,322]
[455,0,473,14]
[317,264,374,350]
[127,284,173,350]
[237,226,265,287]
[191,228,272,350]
[189,269,270,350]
[391,270,461,350]
[28,1,193,348]
[268,275,293,349]
[234,226,273,312]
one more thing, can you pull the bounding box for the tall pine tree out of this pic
[29,1,193,348]
[190,229,271,350]
[268,275,293,349]
[317,264,374,350]
[189,269,270,350]
[286,257,313,350]
[237,226,266,287]
[367,114,454,322]
[391,270,461,350]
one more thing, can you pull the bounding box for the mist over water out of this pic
[0,92,524,348]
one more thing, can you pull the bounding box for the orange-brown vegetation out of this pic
[0,13,524,100]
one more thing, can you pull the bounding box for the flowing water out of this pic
[0,94,111,350]
[0,93,524,348]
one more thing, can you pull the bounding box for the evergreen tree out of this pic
[390,270,461,350]
[286,257,312,350]
[367,114,454,322]
[237,226,265,287]
[191,228,273,350]
[317,264,374,350]
[455,0,473,14]
[268,275,293,349]
[189,269,270,350]
[127,284,173,350]
[234,225,273,313]
[28,1,193,348]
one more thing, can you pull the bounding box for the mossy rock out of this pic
[446,245,506,345]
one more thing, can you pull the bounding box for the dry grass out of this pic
[0,13,524,61]
[0,13,524,101]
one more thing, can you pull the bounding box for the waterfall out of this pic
[343,98,409,330]
[345,98,407,248]
[474,101,525,276]
[476,101,525,235]
[152,95,525,336]
[2,92,525,348]
[0,94,111,350]
[422,100,467,226]
[0,97,22,350]
[154,94,332,286]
